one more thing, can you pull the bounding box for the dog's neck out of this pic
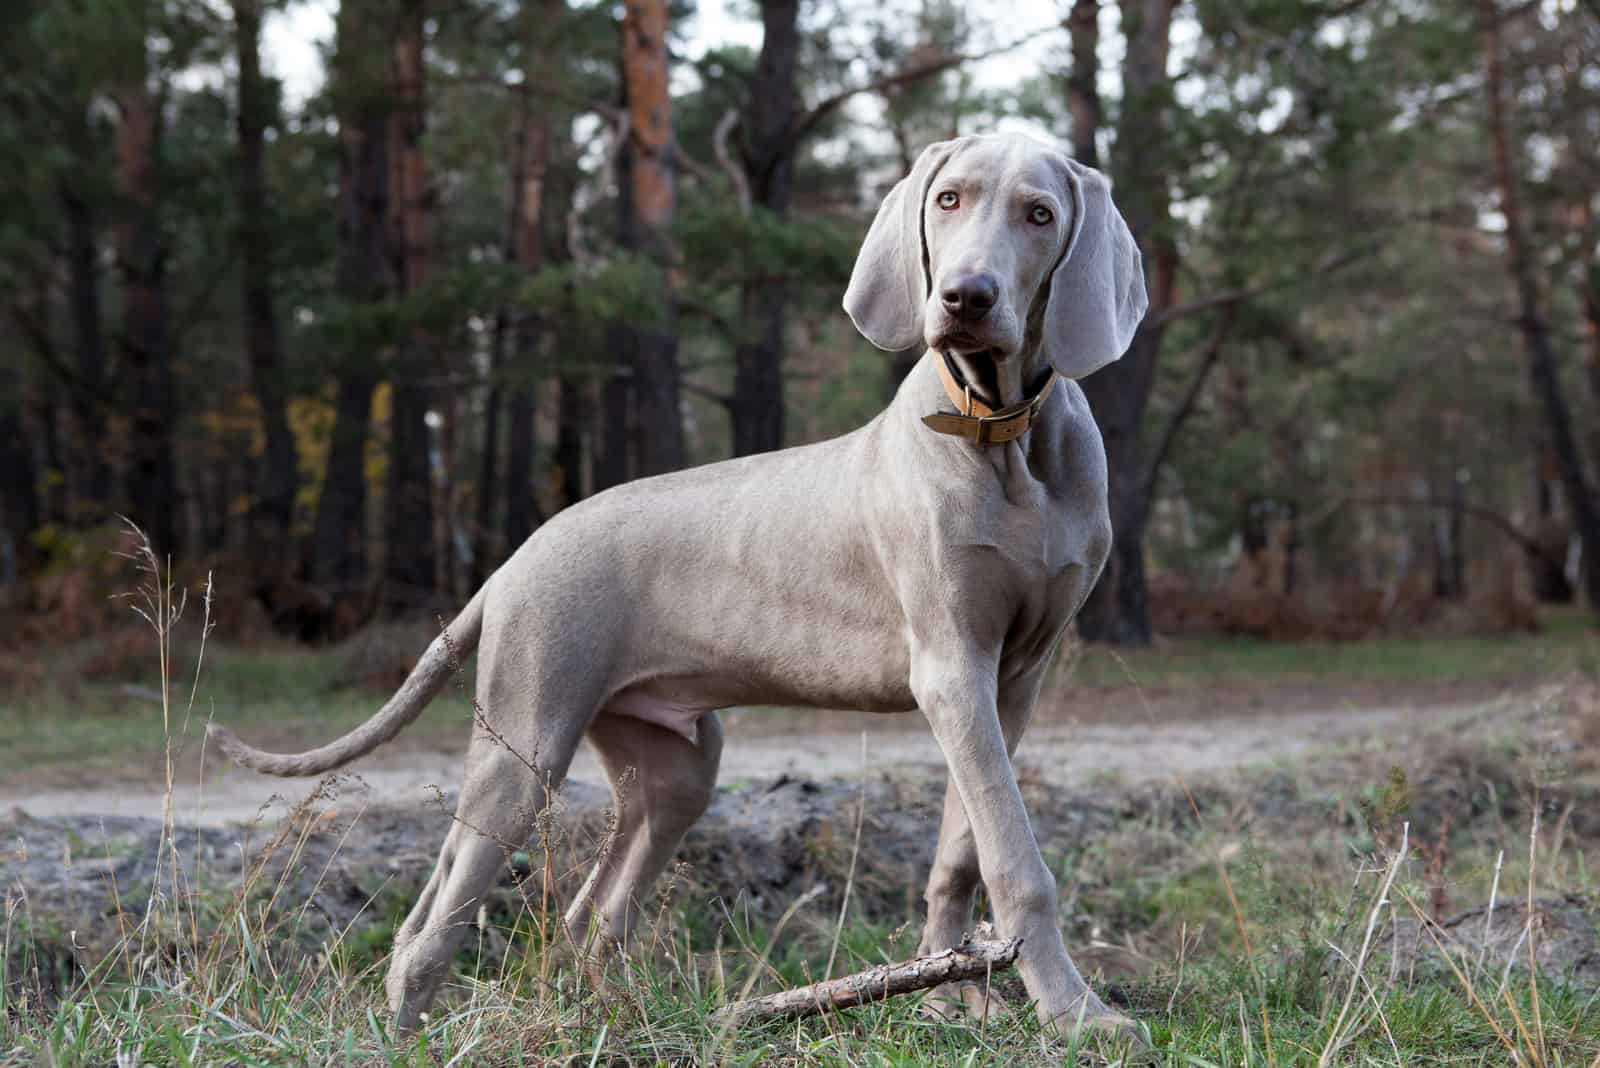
[942,348,1031,410]
[904,342,1058,457]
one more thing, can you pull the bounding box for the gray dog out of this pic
[212,132,1148,1039]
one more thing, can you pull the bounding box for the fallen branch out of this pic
[713,937,1022,1027]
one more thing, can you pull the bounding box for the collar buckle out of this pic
[922,351,1058,447]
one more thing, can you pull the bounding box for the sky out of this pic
[259,0,1088,111]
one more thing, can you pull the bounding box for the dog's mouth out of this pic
[932,330,1010,361]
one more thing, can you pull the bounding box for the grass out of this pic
[4,538,1600,1065]
[7,785,1600,1066]
[0,637,474,783]
[1067,607,1597,693]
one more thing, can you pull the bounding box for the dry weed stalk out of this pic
[1317,821,1409,1067]
[823,730,869,983]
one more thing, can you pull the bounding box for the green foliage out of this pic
[0,0,1595,620]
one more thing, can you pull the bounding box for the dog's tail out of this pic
[207,587,489,777]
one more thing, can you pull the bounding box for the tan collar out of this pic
[921,352,1058,446]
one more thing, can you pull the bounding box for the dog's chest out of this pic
[941,465,1097,582]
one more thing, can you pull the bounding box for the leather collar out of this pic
[922,351,1057,446]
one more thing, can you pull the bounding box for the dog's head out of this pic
[843,133,1147,379]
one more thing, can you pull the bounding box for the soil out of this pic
[3,688,1502,825]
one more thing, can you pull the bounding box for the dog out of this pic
[212,131,1148,1039]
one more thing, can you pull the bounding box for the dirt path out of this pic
[4,695,1497,826]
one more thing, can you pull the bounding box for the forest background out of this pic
[2,0,1598,647]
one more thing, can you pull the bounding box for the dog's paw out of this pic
[920,980,1011,1026]
[1048,1006,1153,1058]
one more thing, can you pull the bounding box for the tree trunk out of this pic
[35,383,69,525]
[308,0,392,602]
[308,370,380,591]
[113,72,180,559]
[732,286,787,453]
[1066,0,1101,168]
[593,335,634,491]
[472,316,505,588]
[59,144,111,520]
[1480,0,1600,616]
[619,0,684,476]
[233,0,300,579]
[1433,468,1467,600]
[1527,442,1571,601]
[502,5,561,549]
[503,377,539,547]
[1076,0,1179,645]
[0,360,41,577]
[381,0,439,614]
[730,0,800,456]
[1580,195,1600,473]
[555,372,587,505]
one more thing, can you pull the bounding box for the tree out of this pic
[112,7,181,559]
[728,0,801,456]
[0,355,41,576]
[381,0,441,612]
[502,0,560,551]
[232,0,299,579]
[308,0,393,605]
[59,101,114,521]
[1479,0,1600,617]
[1076,0,1179,645]
[1065,0,1100,170]
[617,0,685,477]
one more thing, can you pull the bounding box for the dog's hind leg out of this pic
[564,711,723,951]
[385,645,596,1036]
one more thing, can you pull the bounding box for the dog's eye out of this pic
[1028,205,1054,226]
[936,191,960,211]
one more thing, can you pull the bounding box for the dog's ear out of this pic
[1040,157,1149,379]
[843,139,961,351]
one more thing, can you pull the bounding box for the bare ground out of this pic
[3,687,1507,825]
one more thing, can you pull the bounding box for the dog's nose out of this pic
[940,273,999,323]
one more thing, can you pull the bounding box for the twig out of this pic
[713,938,1022,1027]
[790,27,1056,144]
[567,112,630,270]
[1166,920,1188,1014]
[1525,803,1546,1068]
[712,110,751,214]
[1478,849,1505,977]
[1140,306,1236,498]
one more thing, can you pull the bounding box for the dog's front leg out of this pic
[911,647,1135,1041]
[918,667,1042,1022]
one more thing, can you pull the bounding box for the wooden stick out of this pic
[713,938,1022,1027]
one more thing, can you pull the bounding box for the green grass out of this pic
[6,822,1599,1067]
[0,640,473,781]
[1067,607,1598,693]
